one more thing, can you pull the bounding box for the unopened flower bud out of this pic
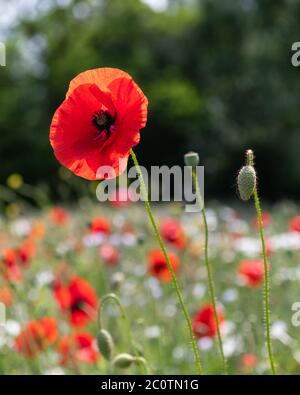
[110,272,124,290]
[97,329,114,360]
[112,353,135,369]
[238,165,256,201]
[184,151,199,167]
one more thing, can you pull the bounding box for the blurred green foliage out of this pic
[1,0,300,201]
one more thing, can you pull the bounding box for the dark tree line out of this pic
[1,0,300,201]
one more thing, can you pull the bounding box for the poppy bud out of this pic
[110,272,124,290]
[238,165,256,201]
[184,151,199,167]
[97,329,114,360]
[112,353,135,369]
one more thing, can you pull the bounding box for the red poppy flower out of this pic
[57,332,99,366]
[54,276,97,327]
[39,317,59,344]
[0,248,22,282]
[50,68,148,180]
[192,304,224,339]
[148,249,180,282]
[241,353,257,369]
[49,206,69,226]
[252,211,272,230]
[15,317,58,358]
[238,259,265,288]
[99,244,119,266]
[17,239,36,267]
[0,286,13,306]
[90,217,111,234]
[289,216,300,233]
[160,218,186,249]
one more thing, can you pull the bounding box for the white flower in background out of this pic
[145,325,161,339]
[164,304,177,317]
[145,278,162,299]
[228,218,249,234]
[271,233,300,251]
[198,337,213,351]
[205,209,218,231]
[223,336,242,357]
[10,218,31,237]
[109,234,122,246]
[192,284,206,299]
[122,232,136,246]
[222,288,238,303]
[173,346,186,361]
[82,232,105,247]
[219,206,237,222]
[222,321,236,336]
[113,214,125,228]
[131,265,146,277]
[271,321,292,346]
[36,270,54,287]
[233,237,261,256]
[5,320,21,336]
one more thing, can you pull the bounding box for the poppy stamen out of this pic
[92,110,115,140]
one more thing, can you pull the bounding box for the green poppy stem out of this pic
[247,151,276,375]
[191,167,227,374]
[97,293,147,374]
[130,148,203,375]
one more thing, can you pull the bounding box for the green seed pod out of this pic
[238,165,256,201]
[112,353,135,369]
[184,151,199,167]
[97,329,114,360]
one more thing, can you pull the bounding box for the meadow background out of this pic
[1,0,300,375]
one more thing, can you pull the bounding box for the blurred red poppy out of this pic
[238,259,266,288]
[50,68,148,180]
[54,276,97,327]
[148,249,180,282]
[39,317,59,344]
[242,353,257,370]
[49,206,69,226]
[0,248,22,282]
[289,216,300,233]
[252,211,272,230]
[192,304,224,339]
[17,239,36,267]
[58,332,99,365]
[0,286,13,306]
[15,317,58,358]
[160,218,186,249]
[90,217,111,234]
[99,244,119,266]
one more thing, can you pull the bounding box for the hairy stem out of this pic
[247,150,276,375]
[191,167,227,374]
[98,293,147,374]
[130,149,203,375]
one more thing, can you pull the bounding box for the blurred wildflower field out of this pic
[1,197,300,375]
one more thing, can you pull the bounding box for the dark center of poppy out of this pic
[71,298,84,313]
[92,110,115,139]
[153,262,166,275]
